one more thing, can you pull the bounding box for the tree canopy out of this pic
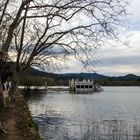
[0,0,128,72]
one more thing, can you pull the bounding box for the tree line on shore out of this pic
[19,69,140,86]
[19,75,140,87]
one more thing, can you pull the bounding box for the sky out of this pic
[62,0,140,76]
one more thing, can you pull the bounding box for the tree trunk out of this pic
[0,72,3,106]
[9,71,20,101]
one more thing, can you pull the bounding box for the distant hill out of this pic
[58,73,109,80]
[25,68,140,82]
[1,62,57,80]
[3,62,139,86]
[25,67,57,78]
[118,74,138,80]
[3,62,139,82]
[107,74,139,81]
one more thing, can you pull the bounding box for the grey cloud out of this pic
[99,55,140,66]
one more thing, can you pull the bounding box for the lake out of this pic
[25,86,140,140]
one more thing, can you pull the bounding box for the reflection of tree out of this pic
[23,89,46,102]
[82,119,140,140]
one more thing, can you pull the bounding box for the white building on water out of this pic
[69,79,103,93]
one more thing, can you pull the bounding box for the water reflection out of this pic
[81,119,140,140]
[24,87,140,140]
[24,89,46,101]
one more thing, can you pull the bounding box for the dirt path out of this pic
[1,103,21,140]
[0,93,41,140]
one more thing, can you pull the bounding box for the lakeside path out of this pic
[0,92,41,140]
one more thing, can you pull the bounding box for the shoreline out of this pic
[0,91,41,140]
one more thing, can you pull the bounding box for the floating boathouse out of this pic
[69,79,103,93]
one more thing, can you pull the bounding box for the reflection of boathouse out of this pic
[69,79,103,93]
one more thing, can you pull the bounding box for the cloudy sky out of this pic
[62,0,140,76]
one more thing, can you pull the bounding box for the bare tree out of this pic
[0,0,32,98]
[0,0,128,96]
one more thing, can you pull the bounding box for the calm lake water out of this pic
[25,86,140,140]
